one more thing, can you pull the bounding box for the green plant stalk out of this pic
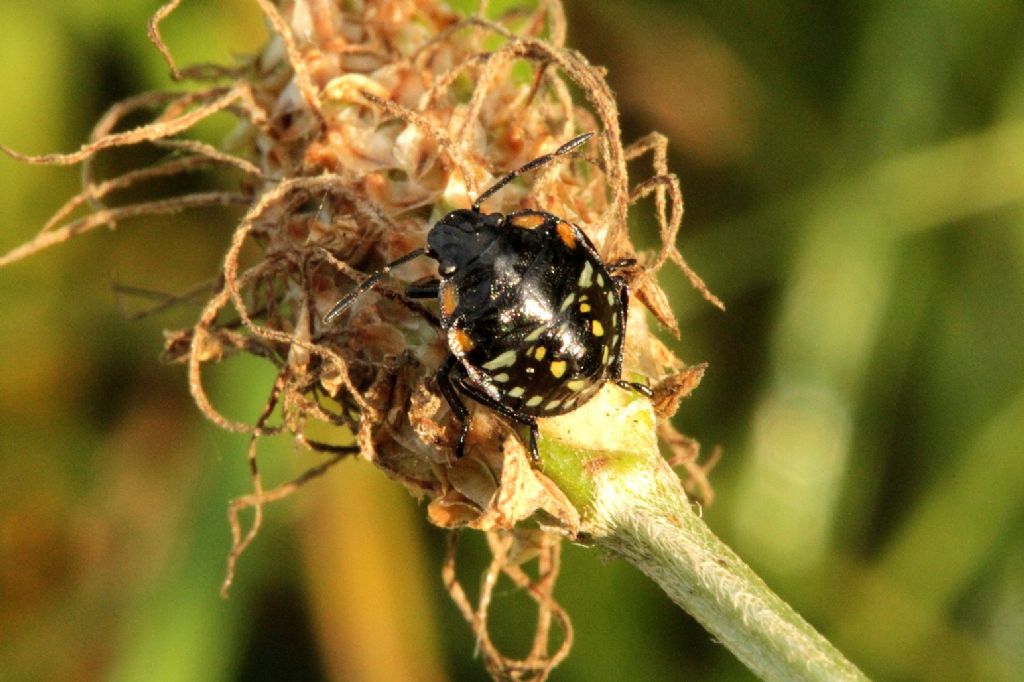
[539,387,867,681]
[600,490,865,681]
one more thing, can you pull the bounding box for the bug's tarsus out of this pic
[323,247,431,324]
[472,132,595,212]
[615,379,654,398]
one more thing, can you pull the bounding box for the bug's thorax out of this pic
[426,209,503,276]
[433,212,543,327]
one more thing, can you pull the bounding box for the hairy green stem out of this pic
[595,484,867,681]
[539,386,867,681]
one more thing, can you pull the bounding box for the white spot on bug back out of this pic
[578,261,594,288]
[482,350,516,370]
[559,293,575,312]
[526,395,543,407]
[509,386,526,398]
[545,399,563,411]
[493,373,510,383]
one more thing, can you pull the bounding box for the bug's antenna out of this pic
[472,132,594,212]
[322,247,430,325]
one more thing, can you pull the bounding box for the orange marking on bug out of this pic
[511,213,547,229]
[556,221,577,249]
[441,283,458,316]
[452,328,475,352]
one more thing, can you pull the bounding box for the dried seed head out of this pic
[2,1,722,678]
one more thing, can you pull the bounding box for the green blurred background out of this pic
[2,1,1023,680]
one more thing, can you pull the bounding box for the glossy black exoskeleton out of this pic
[323,133,650,462]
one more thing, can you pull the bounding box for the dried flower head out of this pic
[1,1,721,678]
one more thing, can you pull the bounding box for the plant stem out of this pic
[539,387,868,681]
[596,490,867,681]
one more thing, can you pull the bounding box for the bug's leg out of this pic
[606,258,637,273]
[406,277,440,299]
[323,247,431,325]
[609,277,630,381]
[527,422,540,463]
[436,355,471,459]
[611,277,653,398]
[450,371,542,462]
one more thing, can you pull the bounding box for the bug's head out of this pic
[427,209,502,275]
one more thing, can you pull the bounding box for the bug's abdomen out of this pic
[459,246,624,418]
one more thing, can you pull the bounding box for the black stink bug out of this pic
[323,132,651,462]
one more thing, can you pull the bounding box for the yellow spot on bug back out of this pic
[494,373,510,383]
[533,346,547,360]
[526,395,543,407]
[482,349,516,370]
[579,303,591,313]
[602,345,610,365]
[545,399,563,411]
[452,328,475,352]
[560,293,575,311]
[511,213,546,229]
[592,320,605,337]
[556,221,576,249]
[509,386,525,398]
[567,379,587,392]
[606,291,615,305]
[549,360,567,378]
[525,326,544,342]
[596,273,605,287]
